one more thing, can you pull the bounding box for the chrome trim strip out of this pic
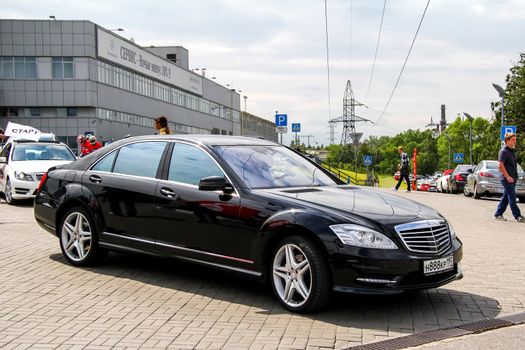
[99,242,261,277]
[102,231,254,264]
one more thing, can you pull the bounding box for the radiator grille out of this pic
[394,220,451,255]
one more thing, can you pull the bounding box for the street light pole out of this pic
[492,83,505,130]
[463,112,473,164]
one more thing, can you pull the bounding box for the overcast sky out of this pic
[2,0,524,145]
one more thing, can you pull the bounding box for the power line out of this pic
[364,0,387,102]
[373,0,431,126]
[324,0,332,122]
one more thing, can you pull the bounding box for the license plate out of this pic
[423,256,454,275]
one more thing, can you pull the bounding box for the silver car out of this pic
[464,160,525,201]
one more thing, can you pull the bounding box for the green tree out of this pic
[493,52,525,164]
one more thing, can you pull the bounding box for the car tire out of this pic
[4,178,17,205]
[270,235,331,313]
[463,184,472,197]
[59,206,106,266]
[473,183,481,199]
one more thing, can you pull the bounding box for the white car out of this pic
[0,140,76,204]
[436,169,454,193]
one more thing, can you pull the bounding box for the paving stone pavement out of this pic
[0,189,524,349]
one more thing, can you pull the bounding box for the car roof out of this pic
[122,134,279,147]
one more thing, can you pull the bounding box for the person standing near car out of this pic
[394,146,411,192]
[495,133,525,222]
[154,116,171,135]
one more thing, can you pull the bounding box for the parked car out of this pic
[436,169,454,193]
[417,175,436,192]
[448,164,475,194]
[464,160,525,201]
[0,139,76,204]
[34,135,463,313]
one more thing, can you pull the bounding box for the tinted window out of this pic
[214,145,337,189]
[168,143,223,185]
[113,141,167,178]
[92,150,117,172]
[485,161,498,170]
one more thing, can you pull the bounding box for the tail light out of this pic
[37,172,47,193]
[479,172,494,178]
[455,174,463,181]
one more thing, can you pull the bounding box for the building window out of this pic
[52,57,74,79]
[0,56,36,79]
[24,108,40,117]
[166,54,177,63]
[67,107,77,116]
[57,108,67,117]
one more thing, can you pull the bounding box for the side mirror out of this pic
[199,176,234,194]
[0,156,6,164]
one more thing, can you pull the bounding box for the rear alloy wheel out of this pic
[59,207,106,266]
[463,184,472,197]
[473,183,481,199]
[5,178,16,205]
[271,236,331,313]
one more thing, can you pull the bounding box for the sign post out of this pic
[412,148,417,191]
[275,113,288,144]
[291,123,301,148]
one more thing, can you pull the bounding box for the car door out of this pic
[155,142,256,267]
[82,140,169,251]
[0,143,12,191]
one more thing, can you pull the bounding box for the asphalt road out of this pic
[0,189,524,349]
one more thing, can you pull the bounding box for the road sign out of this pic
[275,114,288,127]
[453,152,464,163]
[276,126,288,133]
[500,126,517,141]
[363,155,372,166]
[292,123,301,132]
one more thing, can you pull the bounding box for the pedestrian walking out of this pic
[154,116,171,135]
[495,132,525,222]
[393,146,411,192]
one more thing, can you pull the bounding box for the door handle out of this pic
[160,187,176,198]
[89,175,102,183]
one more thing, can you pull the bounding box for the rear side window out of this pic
[168,143,223,185]
[113,141,167,178]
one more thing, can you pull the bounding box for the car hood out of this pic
[255,185,441,223]
[9,160,73,173]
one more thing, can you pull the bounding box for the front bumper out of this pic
[10,178,38,199]
[330,238,463,294]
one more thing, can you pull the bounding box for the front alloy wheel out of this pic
[271,236,330,313]
[5,178,15,205]
[59,207,105,266]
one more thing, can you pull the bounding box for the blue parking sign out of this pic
[500,126,517,140]
[275,114,288,127]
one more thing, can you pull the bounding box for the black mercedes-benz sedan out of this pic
[34,135,463,313]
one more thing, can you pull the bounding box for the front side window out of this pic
[92,151,117,172]
[52,57,74,79]
[168,143,224,186]
[214,145,338,189]
[113,141,167,178]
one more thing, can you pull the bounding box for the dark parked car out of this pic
[448,164,475,194]
[34,135,463,313]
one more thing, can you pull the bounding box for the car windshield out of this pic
[456,165,474,172]
[485,161,499,170]
[214,145,338,189]
[12,143,76,161]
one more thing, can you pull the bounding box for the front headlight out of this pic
[448,223,457,239]
[330,224,398,249]
[14,171,34,181]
